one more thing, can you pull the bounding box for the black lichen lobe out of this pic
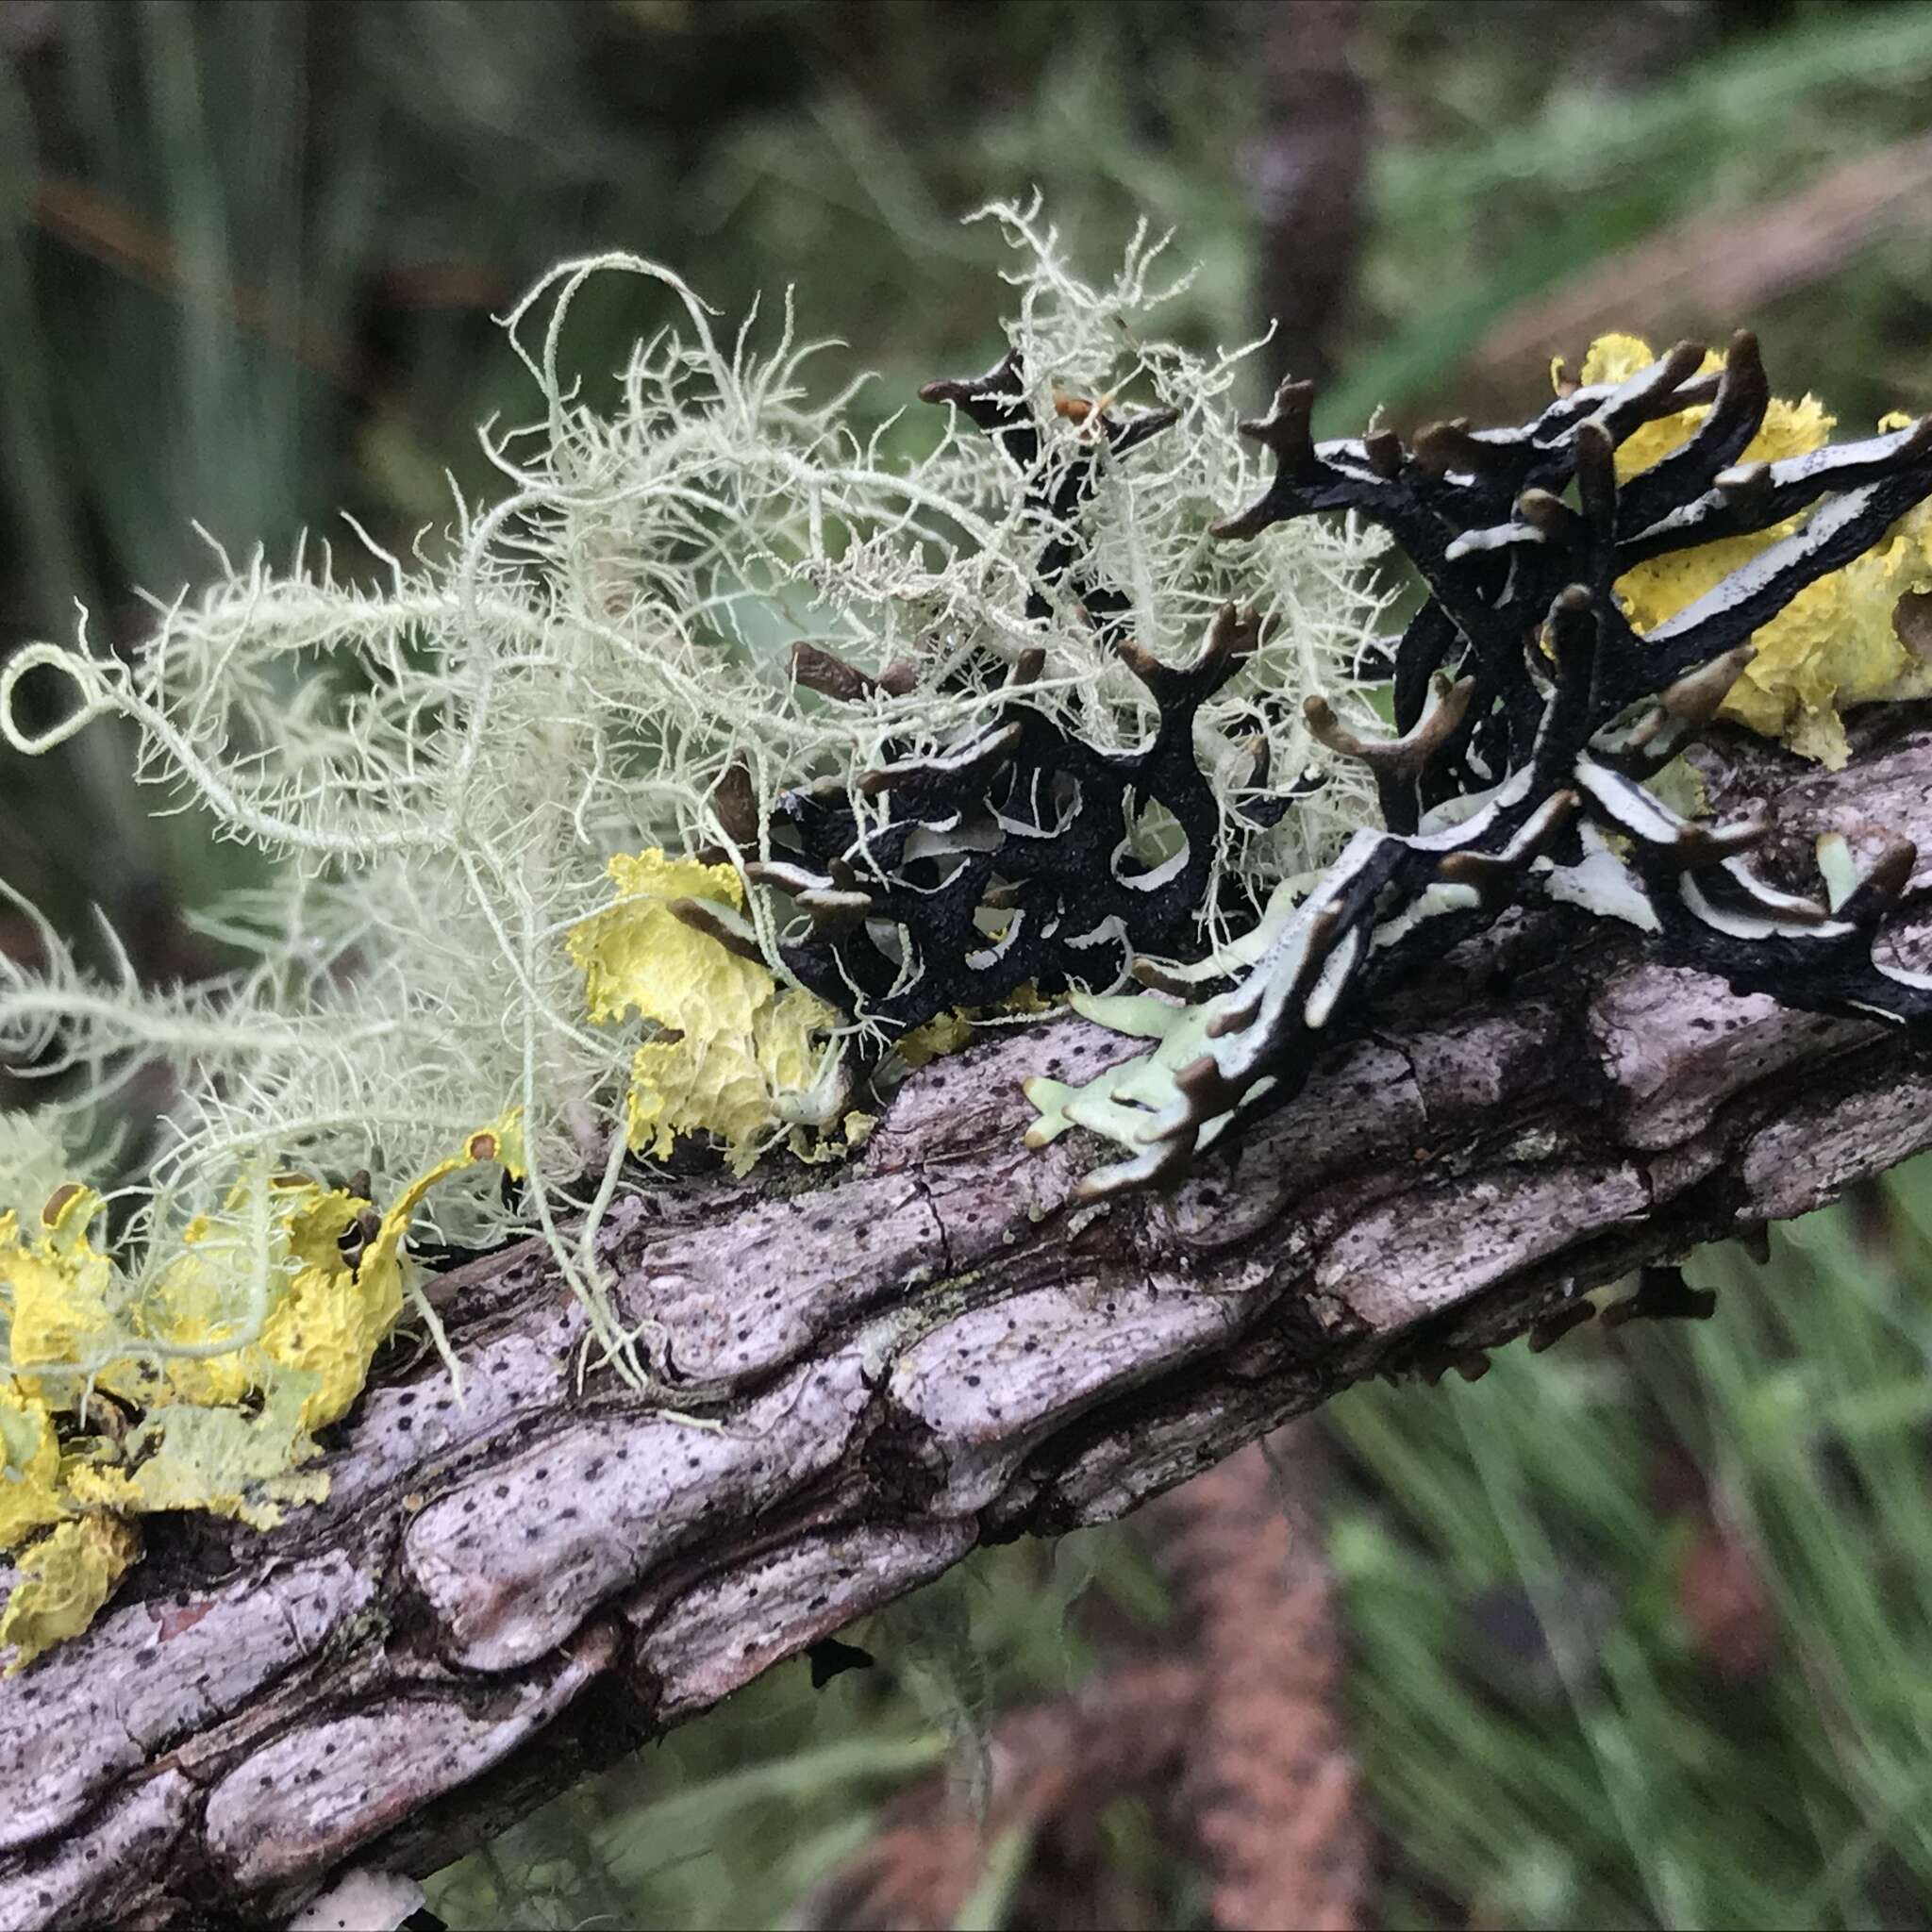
[692,333,1932,1196]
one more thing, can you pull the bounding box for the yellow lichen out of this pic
[0,1384,65,1548]
[0,1515,142,1674]
[897,1008,975,1070]
[571,856,1061,1160]
[0,1517,142,1673]
[261,1110,525,1436]
[2,1191,123,1411]
[0,1116,523,1667]
[896,983,1053,1071]
[63,1378,329,1531]
[570,849,849,1173]
[1570,335,1932,767]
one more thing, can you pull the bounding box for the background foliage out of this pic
[6,1,1932,1925]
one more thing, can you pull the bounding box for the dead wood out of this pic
[7,710,1932,1928]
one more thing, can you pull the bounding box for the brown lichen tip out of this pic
[791,640,885,704]
[1237,376,1316,470]
[40,1180,83,1226]
[917,346,1024,414]
[668,898,767,966]
[708,758,760,847]
[1302,673,1474,777]
[1527,1299,1597,1354]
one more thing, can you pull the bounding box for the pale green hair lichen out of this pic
[0,204,1391,1659]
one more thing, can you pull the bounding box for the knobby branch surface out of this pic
[8,712,1932,1928]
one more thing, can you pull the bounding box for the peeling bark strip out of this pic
[6,715,1932,1928]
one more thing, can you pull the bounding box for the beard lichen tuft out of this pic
[0,206,1389,1661]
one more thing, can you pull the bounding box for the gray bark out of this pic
[6,713,1932,1929]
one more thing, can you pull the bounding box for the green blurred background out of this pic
[6,2,1932,1925]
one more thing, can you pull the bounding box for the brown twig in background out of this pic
[31,175,369,398]
[798,1664,1198,1932]
[1246,0,1370,390]
[30,175,508,406]
[1156,1428,1369,1932]
[1468,133,1932,400]
[804,1428,1368,1931]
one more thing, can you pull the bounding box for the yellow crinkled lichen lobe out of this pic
[0,1115,522,1671]
[569,849,852,1173]
[0,1518,142,1671]
[0,1382,65,1548]
[895,982,1053,1070]
[569,852,1060,1157]
[1570,334,1932,767]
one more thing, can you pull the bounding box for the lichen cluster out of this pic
[0,1120,517,1669]
[1585,333,1932,765]
[3,204,1930,1667]
[1031,332,1932,1193]
[0,208,1385,1661]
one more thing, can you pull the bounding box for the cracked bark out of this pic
[7,711,1932,1928]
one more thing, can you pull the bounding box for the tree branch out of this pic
[8,712,1932,1928]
